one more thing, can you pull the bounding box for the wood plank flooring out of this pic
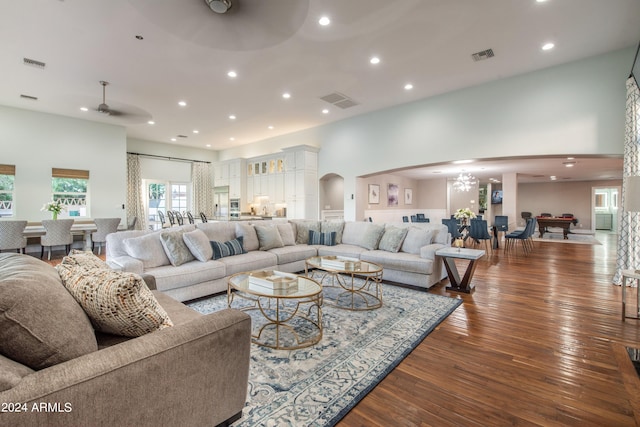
[338,232,640,427]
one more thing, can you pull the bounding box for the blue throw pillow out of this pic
[210,236,245,260]
[308,230,336,246]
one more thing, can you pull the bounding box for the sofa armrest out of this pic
[0,309,251,427]
[420,243,447,260]
[106,255,144,274]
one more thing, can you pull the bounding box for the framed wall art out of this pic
[405,188,413,205]
[368,184,380,204]
[388,183,399,206]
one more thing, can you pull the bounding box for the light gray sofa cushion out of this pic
[124,232,170,268]
[401,227,436,254]
[317,244,368,258]
[145,260,227,292]
[255,225,284,250]
[183,229,214,262]
[361,250,434,275]
[378,226,408,253]
[342,222,384,250]
[160,230,195,266]
[268,244,317,265]
[235,223,259,251]
[321,220,345,244]
[218,251,277,276]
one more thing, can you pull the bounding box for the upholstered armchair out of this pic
[0,220,28,253]
[91,218,121,255]
[40,219,74,260]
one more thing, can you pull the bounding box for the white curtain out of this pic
[126,154,146,230]
[614,76,640,284]
[191,162,212,217]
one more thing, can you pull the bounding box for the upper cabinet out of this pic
[214,159,246,200]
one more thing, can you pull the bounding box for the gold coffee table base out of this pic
[228,272,323,350]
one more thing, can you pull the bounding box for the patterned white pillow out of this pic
[57,264,173,337]
[159,230,195,266]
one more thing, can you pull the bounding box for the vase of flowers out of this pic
[41,200,65,220]
[454,207,476,226]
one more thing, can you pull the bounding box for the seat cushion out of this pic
[361,250,434,275]
[0,253,98,370]
[268,244,317,265]
[146,260,227,292]
[219,251,277,276]
[317,244,367,258]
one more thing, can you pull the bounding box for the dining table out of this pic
[23,222,120,251]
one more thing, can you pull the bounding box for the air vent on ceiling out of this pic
[471,48,495,62]
[320,92,359,109]
[177,135,188,138]
[23,57,46,69]
[20,94,38,101]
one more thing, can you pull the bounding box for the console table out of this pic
[621,269,640,321]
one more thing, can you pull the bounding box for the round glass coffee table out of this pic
[305,256,383,311]
[228,270,323,350]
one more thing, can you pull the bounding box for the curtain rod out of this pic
[127,152,211,164]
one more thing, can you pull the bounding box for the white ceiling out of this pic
[1,0,638,181]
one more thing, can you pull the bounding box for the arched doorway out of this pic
[319,173,344,220]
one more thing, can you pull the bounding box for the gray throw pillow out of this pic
[123,232,171,268]
[293,220,320,244]
[360,224,385,250]
[235,223,259,252]
[182,229,214,262]
[378,226,409,253]
[277,223,296,246]
[160,230,195,266]
[255,225,285,251]
[401,227,435,254]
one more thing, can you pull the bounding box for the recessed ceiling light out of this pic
[404,83,413,90]
[318,16,330,26]
[322,109,329,114]
[229,137,235,141]
[178,101,187,107]
[268,125,274,130]
[536,0,548,2]
[147,120,155,125]
[229,115,236,120]
[370,56,380,65]
[567,157,575,160]
[542,42,555,51]
[452,159,473,164]
[282,93,291,99]
[193,130,199,134]
[170,138,177,142]
[550,175,557,180]
[227,70,237,78]
[80,107,88,112]
[206,144,211,147]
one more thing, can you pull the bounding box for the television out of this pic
[491,190,503,204]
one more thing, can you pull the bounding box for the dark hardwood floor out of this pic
[338,232,640,427]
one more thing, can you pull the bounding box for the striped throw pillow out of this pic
[308,230,337,246]
[211,236,245,260]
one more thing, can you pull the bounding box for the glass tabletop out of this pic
[229,271,321,298]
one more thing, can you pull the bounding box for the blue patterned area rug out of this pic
[188,280,462,427]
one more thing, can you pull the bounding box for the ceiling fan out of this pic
[96,81,122,116]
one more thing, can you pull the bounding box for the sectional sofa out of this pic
[106,220,450,302]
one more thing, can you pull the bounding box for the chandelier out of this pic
[453,172,477,192]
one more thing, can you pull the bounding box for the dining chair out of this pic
[157,211,167,228]
[91,218,121,255]
[402,216,409,223]
[442,218,462,243]
[127,217,137,230]
[186,211,195,224]
[166,211,176,226]
[494,215,509,232]
[0,220,28,253]
[410,215,417,222]
[540,212,552,217]
[40,219,74,260]
[416,213,429,222]
[199,212,208,223]
[505,218,536,255]
[174,211,184,226]
[468,219,492,252]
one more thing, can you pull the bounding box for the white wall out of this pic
[219,47,632,221]
[0,106,127,222]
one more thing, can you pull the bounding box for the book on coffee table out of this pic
[321,256,361,270]
[248,270,298,292]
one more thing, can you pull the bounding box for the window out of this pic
[146,180,190,226]
[52,168,89,217]
[0,164,15,217]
